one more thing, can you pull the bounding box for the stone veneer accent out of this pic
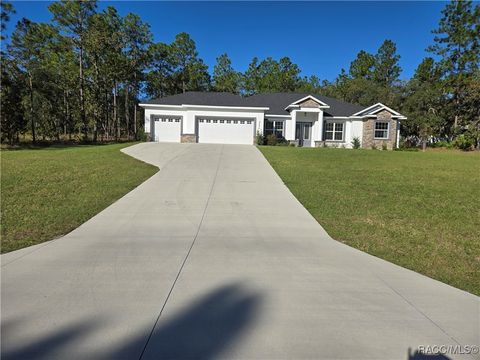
[362,110,398,150]
[298,99,321,108]
[181,134,197,143]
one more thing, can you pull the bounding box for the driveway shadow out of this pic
[1,282,262,360]
[133,282,262,359]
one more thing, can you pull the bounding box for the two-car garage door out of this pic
[197,118,254,145]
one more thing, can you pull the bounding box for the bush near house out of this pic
[1,143,158,253]
[351,137,361,149]
[260,146,480,295]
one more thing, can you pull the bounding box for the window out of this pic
[325,122,344,141]
[264,120,284,137]
[374,121,389,139]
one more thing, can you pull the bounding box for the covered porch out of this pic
[285,108,324,147]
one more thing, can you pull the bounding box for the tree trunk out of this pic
[105,89,110,141]
[28,74,36,144]
[125,84,129,140]
[422,139,427,152]
[79,45,87,141]
[134,104,137,140]
[114,81,119,140]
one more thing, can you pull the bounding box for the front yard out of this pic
[1,143,158,253]
[259,147,480,295]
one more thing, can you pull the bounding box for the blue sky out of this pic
[6,1,448,81]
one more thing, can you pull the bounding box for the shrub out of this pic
[276,137,288,146]
[137,128,148,142]
[266,133,278,146]
[351,137,361,149]
[255,131,265,145]
[452,135,474,151]
[381,142,388,151]
[433,140,452,149]
[371,144,377,150]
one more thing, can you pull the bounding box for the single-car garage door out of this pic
[151,116,181,142]
[197,118,254,145]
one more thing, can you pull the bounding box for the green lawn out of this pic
[259,147,480,295]
[1,143,158,253]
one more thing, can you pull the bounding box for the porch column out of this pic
[286,110,297,141]
[316,110,324,143]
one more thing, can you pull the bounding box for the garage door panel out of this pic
[197,118,254,145]
[153,117,181,142]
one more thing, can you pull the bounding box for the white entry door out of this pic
[153,116,181,142]
[197,118,254,145]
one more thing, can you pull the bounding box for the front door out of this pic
[295,122,312,147]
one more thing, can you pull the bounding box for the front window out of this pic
[264,120,284,137]
[374,121,389,139]
[325,122,344,141]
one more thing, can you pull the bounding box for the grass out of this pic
[1,143,158,253]
[259,147,480,295]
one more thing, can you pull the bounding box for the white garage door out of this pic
[153,116,181,142]
[197,118,254,145]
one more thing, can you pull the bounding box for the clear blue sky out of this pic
[6,1,448,81]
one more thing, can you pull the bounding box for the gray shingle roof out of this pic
[142,91,366,117]
[244,92,365,117]
[142,92,250,107]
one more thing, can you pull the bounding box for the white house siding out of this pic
[351,120,364,147]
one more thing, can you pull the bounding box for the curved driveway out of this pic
[1,143,478,360]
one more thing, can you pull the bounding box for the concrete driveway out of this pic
[1,143,478,360]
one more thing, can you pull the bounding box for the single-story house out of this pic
[140,92,407,149]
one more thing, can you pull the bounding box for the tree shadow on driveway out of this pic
[1,282,263,360]
[131,282,262,359]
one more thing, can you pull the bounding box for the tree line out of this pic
[1,0,479,148]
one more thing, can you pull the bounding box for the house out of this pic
[140,92,407,149]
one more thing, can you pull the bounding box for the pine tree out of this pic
[213,53,240,93]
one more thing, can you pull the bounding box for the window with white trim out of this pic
[374,121,389,139]
[264,120,284,137]
[324,122,344,141]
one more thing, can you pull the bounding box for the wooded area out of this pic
[1,0,479,149]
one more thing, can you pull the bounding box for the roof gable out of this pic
[353,103,402,117]
[288,95,330,109]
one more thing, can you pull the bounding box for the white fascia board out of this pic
[182,104,269,111]
[295,107,322,113]
[285,103,330,111]
[139,103,183,109]
[326,116,365,120]
[266,114,291,118]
